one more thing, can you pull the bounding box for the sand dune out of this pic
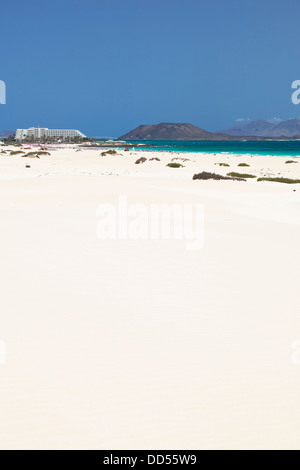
[0,146,300,449]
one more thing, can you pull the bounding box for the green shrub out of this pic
[238,163,250,167]
[193,171,246,181]
[167,163,184,168]
[101,149,118,156]
[285,160,298,164]
[22,152,40,158]
[214,163,230,167]
[36,151,51,156]
[135,157,147,164]
[227,172,256,178]
[23,151,38,157]
[257,177,300,184]
[10,150,25,155]
[172,157,190,162]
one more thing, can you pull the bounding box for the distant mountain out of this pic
[221,119,300,137]
[119,121,300,141]
[221,120,275,137]
[0,130,15,138]
[119,123,216,140]
[269,119,300,137]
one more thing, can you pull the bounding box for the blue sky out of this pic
[0,0,299,137]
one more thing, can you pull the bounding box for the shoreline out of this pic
[1,144,300,182]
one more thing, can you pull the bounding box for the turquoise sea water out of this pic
[122,140,300,157]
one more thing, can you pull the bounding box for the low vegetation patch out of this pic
[22,152,40,159]
[172,157,190,162]
[10,150,25,155]
[193,171,246,181]
[101,149,118,156]
[214,162,229,167]
[285,160,298,164]
[135,157,147,164]
[238,163,250,167]
[149,157,160,161]
[257,177,300,184]
[167,162,184,168]
[23,151,38,156]
[227,172,256,179]
[36,151,51,156]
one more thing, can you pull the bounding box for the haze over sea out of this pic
[120,140,300,157]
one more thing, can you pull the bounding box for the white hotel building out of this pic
[15,127,86,140]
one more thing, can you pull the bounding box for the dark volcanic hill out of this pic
[221,120,275,137]
[0,130,15,138]
[119,123,220,140]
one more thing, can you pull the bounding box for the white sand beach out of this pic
[0,145,300,449]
